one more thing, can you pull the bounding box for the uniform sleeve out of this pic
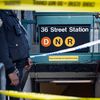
[0,19,15,74]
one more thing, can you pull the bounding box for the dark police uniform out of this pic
[0,10,29,100]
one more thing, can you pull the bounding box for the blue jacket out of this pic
[0,10,29,73]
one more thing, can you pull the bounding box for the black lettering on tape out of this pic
[4,0,20,5]
[33,0,47,5]
[48,1,56,6]
[57,1,63,6]
[68,1,81,7]
[82,2,95,7]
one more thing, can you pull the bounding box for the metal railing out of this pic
[0,63,6,100]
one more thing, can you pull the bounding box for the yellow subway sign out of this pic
[0,0,100,12]
[49,56,79,61]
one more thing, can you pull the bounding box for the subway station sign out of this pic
[39,24,90,53]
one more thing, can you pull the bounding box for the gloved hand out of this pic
[8,71,19,86]
[24,58,33,71]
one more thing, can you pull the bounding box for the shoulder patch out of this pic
[0,19,3,27]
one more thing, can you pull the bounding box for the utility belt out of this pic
[12,58,28,75]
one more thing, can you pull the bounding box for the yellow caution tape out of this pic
[0,0,100,12]
[0,90,80,100]
[1,90,100,100]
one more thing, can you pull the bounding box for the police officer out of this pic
[0,10,32,100]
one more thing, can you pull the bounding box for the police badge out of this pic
[0,19,3,27]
